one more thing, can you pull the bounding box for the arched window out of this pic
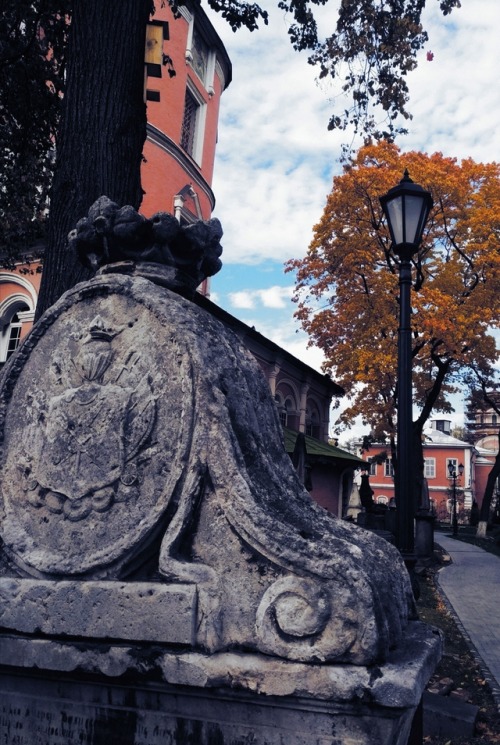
[6,311,23,357]
[275,383,299,430]
[305,402,321,439]
[0,274,38,366]
[0,299,31,364]
[280,397,295,427]
[492,414,498,426]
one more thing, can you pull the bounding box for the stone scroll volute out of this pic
[0,199,415,667]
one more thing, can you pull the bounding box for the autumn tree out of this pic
[287,140,500,509]
[2,0,463,315]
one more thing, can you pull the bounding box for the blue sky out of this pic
[204,0,500,441]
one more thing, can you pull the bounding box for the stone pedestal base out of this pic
[0,672,415,745]
[0,621,441,745]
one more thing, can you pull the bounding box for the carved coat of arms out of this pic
[0,281,190,577]
[22,315,156,521]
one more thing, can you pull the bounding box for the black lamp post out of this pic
[380,171,433,560]
[448,461,464,536]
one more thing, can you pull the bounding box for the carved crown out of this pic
[69,196,223,298]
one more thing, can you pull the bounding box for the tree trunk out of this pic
[476,428,500,537]
[35,0,151,319]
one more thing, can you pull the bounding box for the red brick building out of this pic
[0,264,41,367]
[142,1,231,225]
[1,0,230,361]
[357,419,475,523]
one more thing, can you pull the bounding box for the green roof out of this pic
[283,428,365,465]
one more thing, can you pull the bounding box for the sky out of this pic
[204,0,500,442]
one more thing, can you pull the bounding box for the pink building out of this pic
[358,420,474,524]
[466,395,500,515]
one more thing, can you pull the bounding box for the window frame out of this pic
[0,294,34,364]
[424,457,436,479]
[180,80,207,165]
[384,458,394,478]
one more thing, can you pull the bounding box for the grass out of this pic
[417,540,500,744]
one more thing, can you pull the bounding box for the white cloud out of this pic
[210,1,500,269]
[228,285,294,309]
[228,290,256,308]
[258,285,293,308]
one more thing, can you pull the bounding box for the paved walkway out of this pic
[434,532,500,704]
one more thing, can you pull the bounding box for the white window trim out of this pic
[183,79,206,165]
[182,7,216,93]
[424,457,436,479]
[384,458,394,478]
[180,6,194,61]
[0,295,33,363]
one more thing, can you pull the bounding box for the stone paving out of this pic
[434,532,500,706]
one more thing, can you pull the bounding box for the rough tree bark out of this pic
[35,0,151,319]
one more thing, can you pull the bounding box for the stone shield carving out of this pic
[0,269,415,665]
[0,277,193,577]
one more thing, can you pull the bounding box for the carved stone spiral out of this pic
[255,575,359,662]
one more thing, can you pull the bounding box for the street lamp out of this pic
[448,462,464,536]
[380,171,433,561]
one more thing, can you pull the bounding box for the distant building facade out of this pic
[0,264,41,368]
[357,419,475,523]
[1,0,229,362]
[466,394,500,517]
[142,0,231,226]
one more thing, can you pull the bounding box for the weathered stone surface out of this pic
[69,196,223,297]
[0,579,196,643]
[0,621,441,706]
[0,269,414,666]
[0,202,445,743]
[0,669,417,745]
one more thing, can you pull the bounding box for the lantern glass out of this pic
[380,171,433,251]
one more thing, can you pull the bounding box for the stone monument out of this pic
[0,198,441,744]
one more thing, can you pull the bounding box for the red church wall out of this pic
[141,1,230,221]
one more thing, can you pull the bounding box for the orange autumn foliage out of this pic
[287,141,500,439]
